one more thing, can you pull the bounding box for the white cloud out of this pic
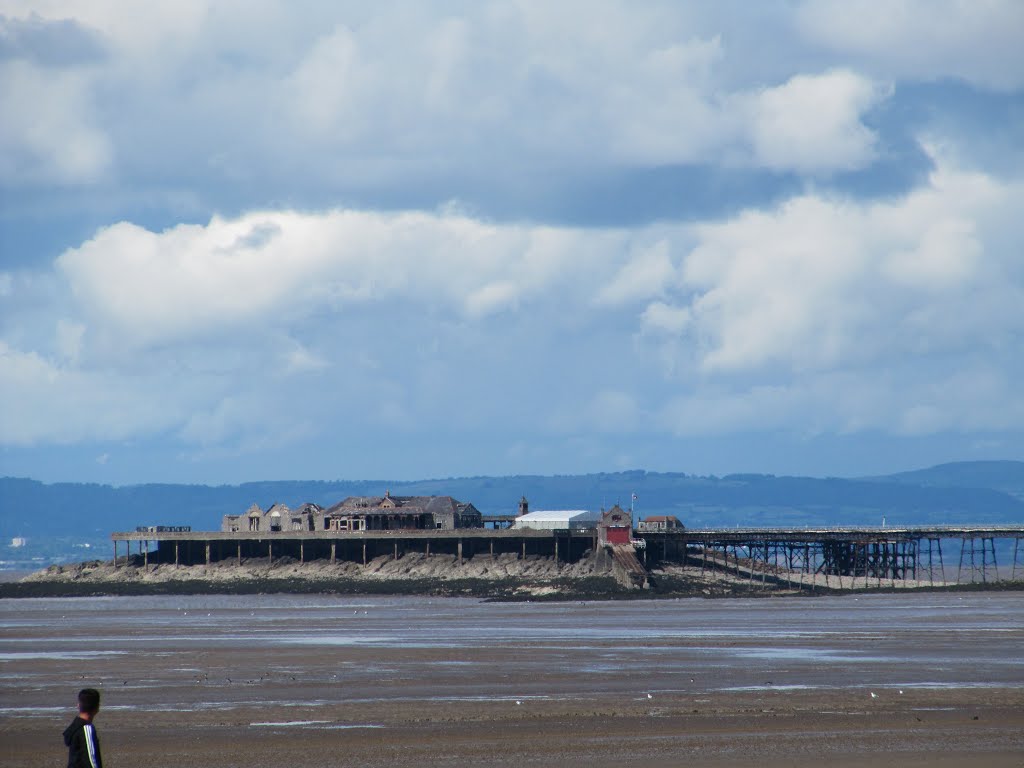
[596,240,676,306]
[797,0,1024,90]
[2,147,1015,449]
[743,70,888,173]
[287,25,366,142]
[0,342,187,443]
[0,60,111,184]
[666,149,1022,374]
[0,1,896,190]
[53,209,651,354]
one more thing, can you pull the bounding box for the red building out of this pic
[598,504,633,546]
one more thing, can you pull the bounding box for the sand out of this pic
[2,594,1022,767]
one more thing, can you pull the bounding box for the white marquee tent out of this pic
[512,509,602,531]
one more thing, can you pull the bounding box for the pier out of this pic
[111,524,1024,587]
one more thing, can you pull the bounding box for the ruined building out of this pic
[222,492,481,533]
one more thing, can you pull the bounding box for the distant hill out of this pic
[2,461,1023,567]
[866,460,1024,500]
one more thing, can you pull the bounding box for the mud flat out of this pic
[2,593,1022,767]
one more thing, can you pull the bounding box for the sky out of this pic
[1,1,1023,485]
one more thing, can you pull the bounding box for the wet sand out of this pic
[2,594,1022,767]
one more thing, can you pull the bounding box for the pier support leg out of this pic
[237,542,242,566]
[300,541,304,564]
[113,541,118,569]
[330,542,336,564]
[174,542,179,568]
[268,542,272,565]
[458,539,463,566]
[426,540,430,557]
[362,542,367,566]
[143,542,148,568]
[205,542,211,567]
[957,538,966,584]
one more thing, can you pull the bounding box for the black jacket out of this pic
[64,716,102,768]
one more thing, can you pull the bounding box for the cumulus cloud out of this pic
[664,150,1022,374]
[1,2,1022,474]
[2,148,1011,448]
[54,209,635,350]
[743,70,889,173]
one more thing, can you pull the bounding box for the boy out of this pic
[64,688,103,768]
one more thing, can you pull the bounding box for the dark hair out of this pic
[78,688,101,714]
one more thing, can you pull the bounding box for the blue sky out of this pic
[1,1,1023,484]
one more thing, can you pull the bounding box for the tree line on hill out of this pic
[3,461,1023,545]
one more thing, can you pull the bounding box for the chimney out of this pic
[518,496,529,517]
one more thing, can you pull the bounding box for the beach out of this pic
[2,593,1022,767]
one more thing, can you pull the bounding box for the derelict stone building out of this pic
[221,492,481,534]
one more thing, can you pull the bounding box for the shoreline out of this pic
[6,555,1023,600]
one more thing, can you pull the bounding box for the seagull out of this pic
[516,700,522,706]
[870,692,878,699]
[899,690,904,695]
[647,693,653,699]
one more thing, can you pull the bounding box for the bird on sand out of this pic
[870,692,878,698]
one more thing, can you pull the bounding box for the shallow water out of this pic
[1,593,1022,719]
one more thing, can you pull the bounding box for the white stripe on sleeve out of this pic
[84,724,99,768]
